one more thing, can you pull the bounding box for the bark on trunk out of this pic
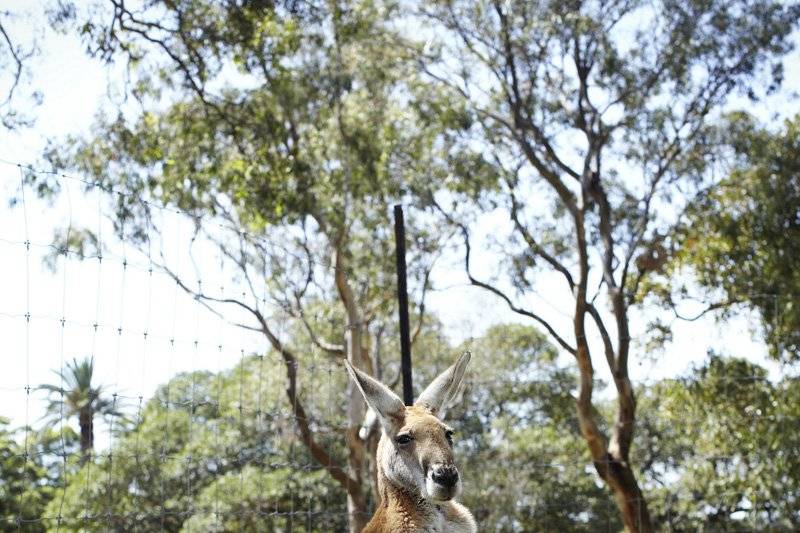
[605,459,651,532]
[572,206,653,532]
[574,351,653,533]
[367,333,383,508]
[336,247,371,533]
[78,408,93,464]
[346,427,369,532]
[605,373,653,532]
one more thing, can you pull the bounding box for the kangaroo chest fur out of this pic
[363,485,476,533]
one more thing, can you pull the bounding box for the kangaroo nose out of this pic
[431,465,459,488]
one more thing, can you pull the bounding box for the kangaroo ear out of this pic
[415,352,471,418]
[345,361,405,436]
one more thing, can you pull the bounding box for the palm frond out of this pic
[38,355,123,433]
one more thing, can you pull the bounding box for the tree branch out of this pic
[290,294,346,357]
[156,261,360,495]
[505,175,576,290]
[432,198,576,355]
[0,17,23,108]
[493,1,580,182]
[670,298,738,322]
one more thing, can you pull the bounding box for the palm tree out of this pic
[39,357,122,463]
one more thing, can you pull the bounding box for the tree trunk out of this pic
[607,367,652,531]
[336,247,371,533]
[577,358,653,533]
[572,210,652,532]
[346,426,369,532]
[78,408,93,464]
[366,427,380,510]
[605,459,652,533]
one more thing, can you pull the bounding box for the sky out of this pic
[0,1,797,448]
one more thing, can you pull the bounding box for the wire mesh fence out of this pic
[1,158,799,532]
[1,158,358,531]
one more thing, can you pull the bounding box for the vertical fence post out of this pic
[393,204,414,405]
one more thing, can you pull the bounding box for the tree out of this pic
[45,357,348,532]
[452,324,620,531]
[0,419,73,532]
[37,1,448,530]
[416,1,800,530]
[634,355,800,530]
[676,113,800,360]
[39,357,122,462]
[0,419,48,532]
[44,321,625,531]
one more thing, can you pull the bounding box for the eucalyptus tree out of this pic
[453,324,620,531]
[635,356,800,529]
[675,113,800,361]
[415,0,800,530]
[37,1,446,530]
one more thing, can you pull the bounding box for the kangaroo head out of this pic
[345,352,470,502]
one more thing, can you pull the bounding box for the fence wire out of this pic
[1,158,798,532]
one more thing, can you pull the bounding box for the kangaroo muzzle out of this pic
[426,463,461,501]
[432,464,459,488]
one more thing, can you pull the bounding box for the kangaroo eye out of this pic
[445,430,454,445]
[395,434,413,446]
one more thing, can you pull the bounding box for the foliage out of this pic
[0,419,74,532]
[181,466,344,532]
[43,356,347,532]
[415,0,800,528]
[677,113,800,361]
[44,0,448,252]
[0,421,46,531]
[635,356,800,531]
[454,324,620,531]
[38,357,124,455]
[42,228,102,273]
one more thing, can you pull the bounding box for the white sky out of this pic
[1,2,798,448]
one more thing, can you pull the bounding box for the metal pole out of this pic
[393,204,413,405]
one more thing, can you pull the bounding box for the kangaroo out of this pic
[345,352,477,533]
